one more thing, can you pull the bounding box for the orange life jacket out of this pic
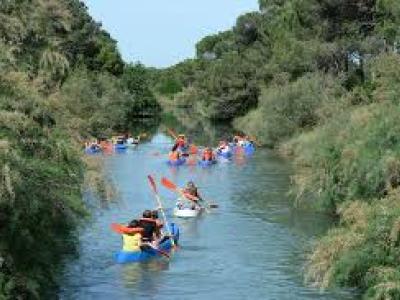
[203,150,213,161]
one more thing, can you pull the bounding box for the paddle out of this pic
[167,128,178,140]
[161,177,219,209]
[147,175,176,248]
[111,223,143,234]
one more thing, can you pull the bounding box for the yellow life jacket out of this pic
[122,233,142,252]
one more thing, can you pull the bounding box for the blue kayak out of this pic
[198,159,217,167]
[85,147,101,155]
[114,223,180,263]
[243,143,256,155]
[167,158,186,166]
[114,143,127,150]
[216,150,232,159]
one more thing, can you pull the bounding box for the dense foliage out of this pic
[156,0,400,298]
[0,0,158,298]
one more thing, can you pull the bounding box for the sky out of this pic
[82,0,259,68]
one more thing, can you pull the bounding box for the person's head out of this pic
[178,134,185,139]
[151,210,159,219]
[142,210,152,218]
[187,181,195,188]
[128,219,140,228]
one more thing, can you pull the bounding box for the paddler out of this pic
[217,140,230,153]
[122,220,143,252]
[201,147,215,161]
[151,210,163,239]
[176,134,186,148]
[139,210,158,244]
[183,181,203,209]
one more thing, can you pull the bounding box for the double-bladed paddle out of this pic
[147,175,176,248]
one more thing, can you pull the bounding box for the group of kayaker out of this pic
[167,133,255,164]
[121,209,165,252]
[84,133,144,154]
[119,180,203,251]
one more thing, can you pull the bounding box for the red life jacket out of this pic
[203,150,213,161]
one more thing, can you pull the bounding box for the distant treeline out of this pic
[153,0,400,298]
[0,0,159,298]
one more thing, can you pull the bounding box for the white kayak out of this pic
[173,202,202,218]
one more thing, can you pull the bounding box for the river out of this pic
[58,127,355,299]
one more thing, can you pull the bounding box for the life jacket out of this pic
[122,233,142,252]
[169,151,179,161]
[203,150,213,161]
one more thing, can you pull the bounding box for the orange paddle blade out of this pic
[161,177,178,191]
[111,223,125,234]
[111,223,144,234]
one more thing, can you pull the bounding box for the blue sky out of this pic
[82,0,259,68]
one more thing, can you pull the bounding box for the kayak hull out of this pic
[217,151,232,159]
[243,144,256,155]
[114,223,179,264]
[114,144,127,150]
[167,158,186,166]
[173,207,202,218]
[85,147,101,155]
[198,160,217,167]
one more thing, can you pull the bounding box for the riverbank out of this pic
[235,54,400,299]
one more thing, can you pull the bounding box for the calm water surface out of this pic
[58,132,355,300]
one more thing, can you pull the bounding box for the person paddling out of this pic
[151,210,163,239]
[139,210,158,244]
[122,220,143,252]
[183,181,203,209]
[202,147,215,161]
[176,134,186,148]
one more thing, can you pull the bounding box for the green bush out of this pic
[235,73,344,145]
